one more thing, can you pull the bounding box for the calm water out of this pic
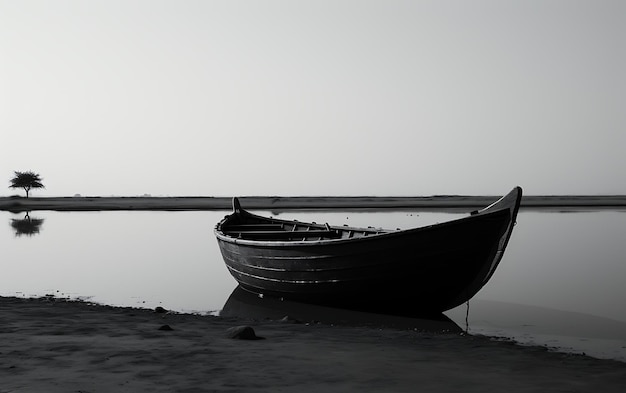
[2,209,626,362]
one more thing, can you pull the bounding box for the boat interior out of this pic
[220,214,388,241]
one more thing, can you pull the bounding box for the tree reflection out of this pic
[10,212,44,237]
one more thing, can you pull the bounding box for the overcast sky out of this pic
[1,0,624,197]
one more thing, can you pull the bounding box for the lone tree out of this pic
[9,171,45,198]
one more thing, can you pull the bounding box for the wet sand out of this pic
[1,296,625,392]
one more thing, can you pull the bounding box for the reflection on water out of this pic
[1,209,625,362]
[10,212,44,237]
[221,286,462,333]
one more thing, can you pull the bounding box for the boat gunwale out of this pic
[214,188,521,248]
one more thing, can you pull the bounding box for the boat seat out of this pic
[226,224,284,231]
[225,230,340,240]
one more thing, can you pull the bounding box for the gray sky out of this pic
[1,0,624,197]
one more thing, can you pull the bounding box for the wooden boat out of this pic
[215,187,522,313]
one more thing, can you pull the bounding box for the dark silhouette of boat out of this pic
[221,286,462,333]
[215,187,522,313]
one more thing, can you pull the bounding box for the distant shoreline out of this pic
[2,195,626,212]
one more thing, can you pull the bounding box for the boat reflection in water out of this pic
[221,286,462,333]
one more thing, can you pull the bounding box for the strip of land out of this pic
[1,195,626,212]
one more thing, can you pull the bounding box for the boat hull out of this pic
[215,187,522,313]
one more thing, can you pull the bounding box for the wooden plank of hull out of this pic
[215,187,522,313]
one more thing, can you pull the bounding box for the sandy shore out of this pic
[2,195,626,212]
[1,296,625,392]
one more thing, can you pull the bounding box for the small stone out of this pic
[158,324,173,331]
[225,326,265,340]
[279,316,301,324]
[154,306,167,314]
